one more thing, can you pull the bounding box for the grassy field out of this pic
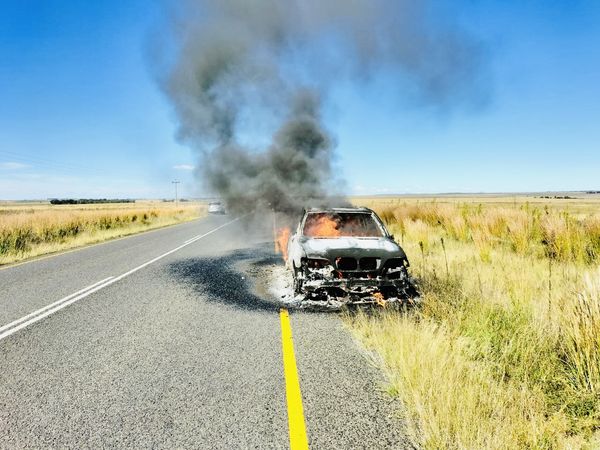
[0,201,206,265]
[347,195,600,449]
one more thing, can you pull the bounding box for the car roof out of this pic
[305,207,374,214]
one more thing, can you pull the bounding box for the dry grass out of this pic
[346,197,600,449]
[0,201,206,265]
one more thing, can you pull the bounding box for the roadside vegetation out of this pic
[0,201,206,265]
[347,196,600,449]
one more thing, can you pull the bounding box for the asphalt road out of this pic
[0,215,410,449]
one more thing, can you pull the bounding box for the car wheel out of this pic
[292,266,304,295]
[399,267,419,299]
[293,277,304,295]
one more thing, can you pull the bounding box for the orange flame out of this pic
[373,292,387,307]
[275,227,291,261]
[304,215,341,238]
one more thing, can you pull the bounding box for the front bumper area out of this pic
[300,274,418,308]
[293,256,418,308]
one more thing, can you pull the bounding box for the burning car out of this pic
[286,207,418,307]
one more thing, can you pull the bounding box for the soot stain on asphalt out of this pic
[167,247,282,312]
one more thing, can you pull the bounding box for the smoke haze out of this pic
[155,0,487,214]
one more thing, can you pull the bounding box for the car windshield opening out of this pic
[303,212,384,238]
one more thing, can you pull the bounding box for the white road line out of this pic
[0,217,240,342]
[0,277,114,334]
[0,277,117,341]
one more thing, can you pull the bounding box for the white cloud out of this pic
[173,164,195,171]
[0,162,30,170]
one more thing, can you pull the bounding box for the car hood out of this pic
[299,236,406,261]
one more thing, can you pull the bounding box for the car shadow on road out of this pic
[167,246,283,313]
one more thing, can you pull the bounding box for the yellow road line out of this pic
[280,308,309,450]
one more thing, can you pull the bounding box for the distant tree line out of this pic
[49,199,135,205]
[537,195,577,200]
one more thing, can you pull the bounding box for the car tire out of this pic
[398,267,419,299]
[292,265,304,295]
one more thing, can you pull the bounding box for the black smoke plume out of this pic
[155,0,487,215]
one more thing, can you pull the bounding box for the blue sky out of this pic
[1,0,598,200]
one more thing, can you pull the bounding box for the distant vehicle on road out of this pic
[287,207,418,307]
[207,201,226,214]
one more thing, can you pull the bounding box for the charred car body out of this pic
[287,207,418,307]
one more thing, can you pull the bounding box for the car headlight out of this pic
[303,258,330,269]
[384,258,409,278]
[302,258,335,279]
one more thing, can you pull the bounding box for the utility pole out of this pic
[172,181,180,207]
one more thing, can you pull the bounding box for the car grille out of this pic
[336,257,357,270]
[335,257,380,271]
[359,257,378,270]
